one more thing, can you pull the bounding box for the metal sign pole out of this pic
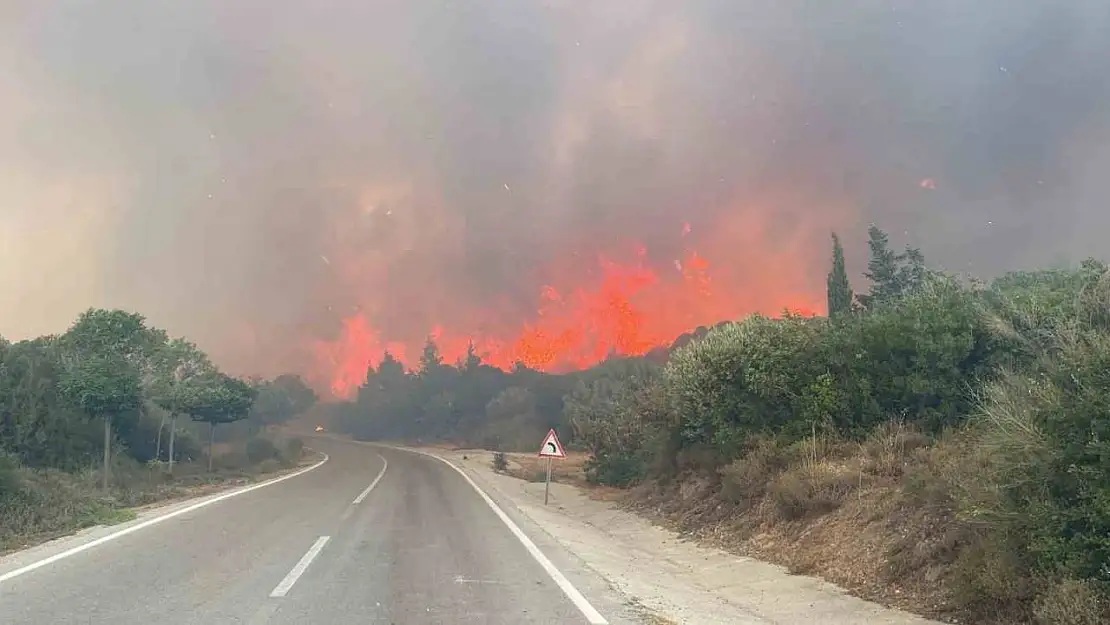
[544,457,553,505]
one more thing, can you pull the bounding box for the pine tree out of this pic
[896,246,927,295]
[826,232,854,318]
[419,338,443,374]
[857,225,901,308]
[856,225,929,309]
[463,341,482,373]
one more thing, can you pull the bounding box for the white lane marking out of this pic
[0,453,330,586]
[352,454,389,504]
[389,446,609,625]
[269,535,330,598]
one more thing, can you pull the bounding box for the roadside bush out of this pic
[284,437,305,462]
[213,450,251,472]
[256,459,283,475]
[583,448,647,487]
[0,451,21,496]
[567,359,669,486]
[666,314,826,455]
[245,436,280,464]
[491,451,508,472]
[973,333,1110,585]
[820,277,991,436]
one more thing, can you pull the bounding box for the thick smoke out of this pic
[2,1,1109,384]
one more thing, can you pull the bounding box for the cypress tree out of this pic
[827,232,854,318]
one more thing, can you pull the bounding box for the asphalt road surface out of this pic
[0,438,638,624]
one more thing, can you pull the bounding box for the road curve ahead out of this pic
[0,438,636,624]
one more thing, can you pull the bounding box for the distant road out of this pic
[0,438,632,624]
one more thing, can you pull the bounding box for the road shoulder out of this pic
[433,448,943,625]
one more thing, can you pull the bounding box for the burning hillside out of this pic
[312,212,828,399]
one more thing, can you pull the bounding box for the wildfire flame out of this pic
[312,233,823,399]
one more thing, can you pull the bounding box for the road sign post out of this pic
[537,428,566,506]
[544,457,553,505]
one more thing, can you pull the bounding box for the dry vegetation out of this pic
[611,420,1106,625]
[0,435,311,555]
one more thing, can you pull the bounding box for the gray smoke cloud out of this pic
[2,1,1109,383]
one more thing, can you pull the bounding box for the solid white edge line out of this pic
[388,446,609,625]
[269,535,330,598]
[351,453,389,504]
[0,452,330,585]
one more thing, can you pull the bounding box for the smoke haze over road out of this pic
[3,1,1108,391]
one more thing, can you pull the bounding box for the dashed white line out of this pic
[269,536,330,598]
[352,454,389,505]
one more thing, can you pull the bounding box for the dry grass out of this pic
[1032,579,1109,625]
[0,437,313,555]
[500,450,591,486]
[618,423,1010,622]
[768,461,858,521]
[860,421,932,478]
[616,421,1110,624]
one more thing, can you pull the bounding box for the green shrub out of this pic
[255,458,283,475]
[245,437,279,464]
[583,449,647,487]
[0,451,21,496]
[820,277,991,436]
[283,438,305,463]
[213,451,250,471]
[665,314,825,454]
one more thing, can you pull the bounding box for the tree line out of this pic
[331,224,941,455]
[1,309,318,489]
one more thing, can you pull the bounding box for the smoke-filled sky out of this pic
[3,1,1110,391]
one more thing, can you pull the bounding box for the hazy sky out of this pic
[3,1,1109,382]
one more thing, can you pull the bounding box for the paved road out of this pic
[0,438,637,624]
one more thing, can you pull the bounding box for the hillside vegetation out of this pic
[332,225,1110,624]
[0,310,317,552]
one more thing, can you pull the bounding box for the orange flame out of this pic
[312,227,824,399]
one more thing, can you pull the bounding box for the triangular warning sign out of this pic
[538,428,566,458]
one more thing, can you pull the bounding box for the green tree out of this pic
[857,225,929,309]
[484,386,541,451]
[250,374,318,427]
[191,373,257,471]
[57,353,141,489]
[826,232,854,318]
[0,336,97,469]
[58,309,158,489]
[148,338,214,472]
[857,225,900,308]
[463,342,483,373]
